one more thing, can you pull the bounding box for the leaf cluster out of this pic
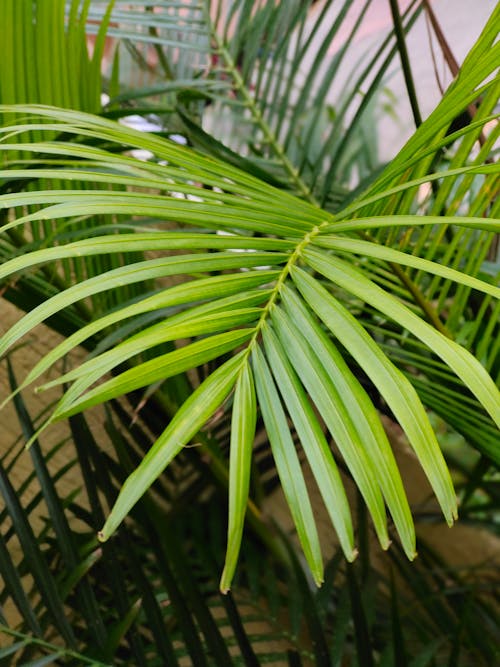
[0,1,499,664]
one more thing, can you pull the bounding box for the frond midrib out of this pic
[204,1,317,205]
[244,222,329,360]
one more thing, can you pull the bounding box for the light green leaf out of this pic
[333,166,500,223]
[0,105,325,218]
[220,362,256,593]
[303,248,500,429]
[1,271,278,410]
[312,235,500,297]
[52,329,255,419]
[0,192,312,237]
[322,214,500,235]
[0,253,284,358]
[98,351,246,541]
[269,306,390,551]
[261,321,357,561]
[40,300,264,390]
[291,265,457,526]
[0,233,294,279]
[252,345,324,585]
[279,285,416,559]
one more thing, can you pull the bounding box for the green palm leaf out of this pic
[98,351,246,541]
[252,344,324,585]
[1,4,499,583]
[0,100,498,572]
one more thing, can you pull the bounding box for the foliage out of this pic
[1,379,499,665]
[0,1,499,664]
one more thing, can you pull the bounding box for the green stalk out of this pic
[389,0,422,128]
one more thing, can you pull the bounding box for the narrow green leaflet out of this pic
[261,321,357,561]
[0,272,278,409]
[0,163,318,219]
[0,194,312,237]
[51,329,255,419]
[0,252,285,358]
[39,299,264,390]
[0,105,326,219]
[279,285,416,559]
[220,362,257,593]
[0,641,29,660]
[303,248,500,428]
[321,215,500,236]
[252,345,324,585]
[98,351,246,541]
[312,235,500,298]
[102,599,142,661]
[291,266,457,526]
[0,233,294,279]
[330,167,500,224]
[270,306,390,551]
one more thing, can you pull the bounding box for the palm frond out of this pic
[1,0,499,598]
[1,3,499,665]
[86,0,428,205]
[2,317,499,664]
[0,92,498,589]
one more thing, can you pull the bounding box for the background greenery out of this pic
[0,1,499,664]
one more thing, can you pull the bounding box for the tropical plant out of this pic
[0,1,499,664]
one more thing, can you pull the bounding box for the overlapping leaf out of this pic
[1,5,499,588]
[84,0,428,204]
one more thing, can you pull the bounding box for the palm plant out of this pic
[0,1,499,664]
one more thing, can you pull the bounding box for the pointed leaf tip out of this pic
[344,547,359,564]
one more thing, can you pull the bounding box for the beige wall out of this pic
[1,300,104,497]
[3,301,75,491]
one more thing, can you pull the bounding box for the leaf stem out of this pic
[207,10,318,205]
[389,0,422,128]
[247,222,329,354]
[361,229,452,337]
[0,625,111,666]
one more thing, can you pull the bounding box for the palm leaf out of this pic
[1,3,499,590]
[2,301,499,665]
[85,0,425,204]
